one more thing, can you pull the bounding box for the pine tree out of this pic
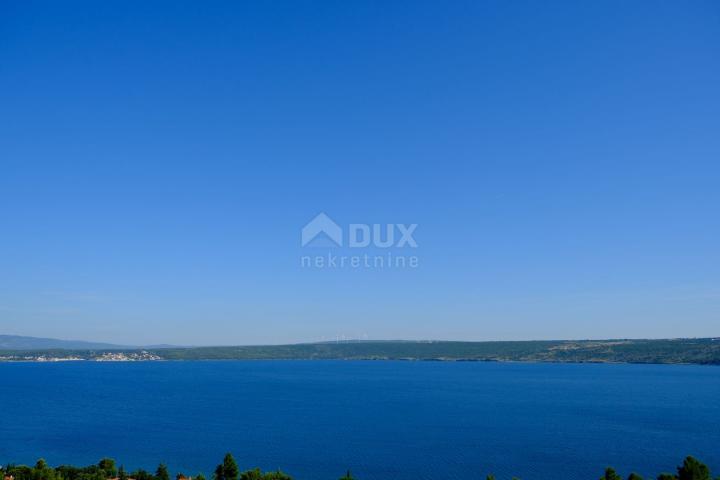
[156,464,170,480]
[602,468,622,480]
[678,457,711,480]
[214,464,224,480]
[222,454,239,480]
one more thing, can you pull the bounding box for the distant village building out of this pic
[176,475,192,480]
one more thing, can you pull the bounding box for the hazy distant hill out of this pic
[0,335,130,350]
[1,336,719,365]
[150,338,720,364]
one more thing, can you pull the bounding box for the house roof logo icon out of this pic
[302,212,343,247]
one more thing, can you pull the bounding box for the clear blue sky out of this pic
[1,1,719,345]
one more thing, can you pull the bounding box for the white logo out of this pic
[301,213,343,247]
[300,213,420,269]
[301,214,418,248]
[347,224,418,248]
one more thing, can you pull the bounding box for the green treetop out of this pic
[156,464,170,480]
[222,454,239,480]
[602,467,623,480]
[98,459,117,478]
[678,457,711,480]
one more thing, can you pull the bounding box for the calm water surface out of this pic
[1,361,718,480]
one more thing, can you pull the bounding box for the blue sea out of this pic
[1,361,718,480]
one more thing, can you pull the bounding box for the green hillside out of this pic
[2,338,719,364]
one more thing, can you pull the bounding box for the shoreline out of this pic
[2,338,719,365]
[0,357,717,366]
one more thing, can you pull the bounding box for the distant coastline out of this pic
[1,338,718,365]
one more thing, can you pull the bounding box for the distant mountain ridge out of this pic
[2,335,719,365]
[0,335,131,350]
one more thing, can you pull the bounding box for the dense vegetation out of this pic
[152,338,720,363]
[2,454,718,480]
[0,455,291,480]
[2,338,719,364]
